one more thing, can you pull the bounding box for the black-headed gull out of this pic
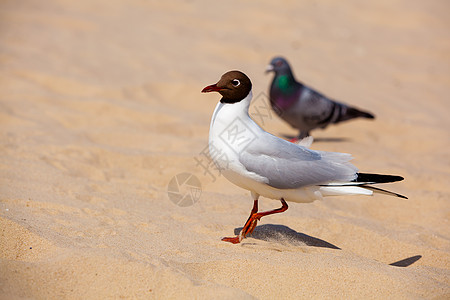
[202,70,405,244]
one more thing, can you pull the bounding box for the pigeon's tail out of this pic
[339,106,375,122]
[319,172,407,199]
[347,107,375,119]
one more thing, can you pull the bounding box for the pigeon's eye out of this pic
[231,79,240,87]
[276,60,283,67]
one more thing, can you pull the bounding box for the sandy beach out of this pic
[1,0,449,298]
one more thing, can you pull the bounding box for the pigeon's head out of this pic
[266,57,291,75]
[202,70,252,104]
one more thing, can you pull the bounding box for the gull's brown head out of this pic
[202,70,252,104]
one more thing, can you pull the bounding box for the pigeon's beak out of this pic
[201,83,222,93]
[265,64,274,73]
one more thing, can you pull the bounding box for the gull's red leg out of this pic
[222,199,258,244]
[222,199,288,244]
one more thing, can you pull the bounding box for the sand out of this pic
[1,0,449,299]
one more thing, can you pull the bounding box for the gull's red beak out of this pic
[201,84,222,93]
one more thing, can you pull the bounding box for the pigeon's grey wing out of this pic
[240,134,357,189]
[299,88,341,127]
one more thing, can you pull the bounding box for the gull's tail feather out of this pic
[319,185,373,197]
[319,172,407,199]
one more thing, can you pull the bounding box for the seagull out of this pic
[266,57,375,141]
[202,70,406,244]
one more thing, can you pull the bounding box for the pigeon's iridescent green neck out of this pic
[270,73,299,111]
[275,75,294,93]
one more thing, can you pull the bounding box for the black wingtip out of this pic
[392,191,408,199]
[355,173,404,184]
[363,186,408,199]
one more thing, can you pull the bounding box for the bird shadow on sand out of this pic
[389,255,422,267]
[281,134,351,143]
[233,224,423,267]
[233,224,340,249]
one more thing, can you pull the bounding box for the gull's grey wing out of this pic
[239,133,357,189]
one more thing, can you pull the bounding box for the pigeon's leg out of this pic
[299,131,310,139]
[222,199,288,244]
[289,131,309,143]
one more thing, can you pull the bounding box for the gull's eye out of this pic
[231,79,240,87]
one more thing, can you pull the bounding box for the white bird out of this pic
[202,70,406,244]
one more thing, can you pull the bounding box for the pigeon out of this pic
[201,70,406,244]
[266,57,375,140]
